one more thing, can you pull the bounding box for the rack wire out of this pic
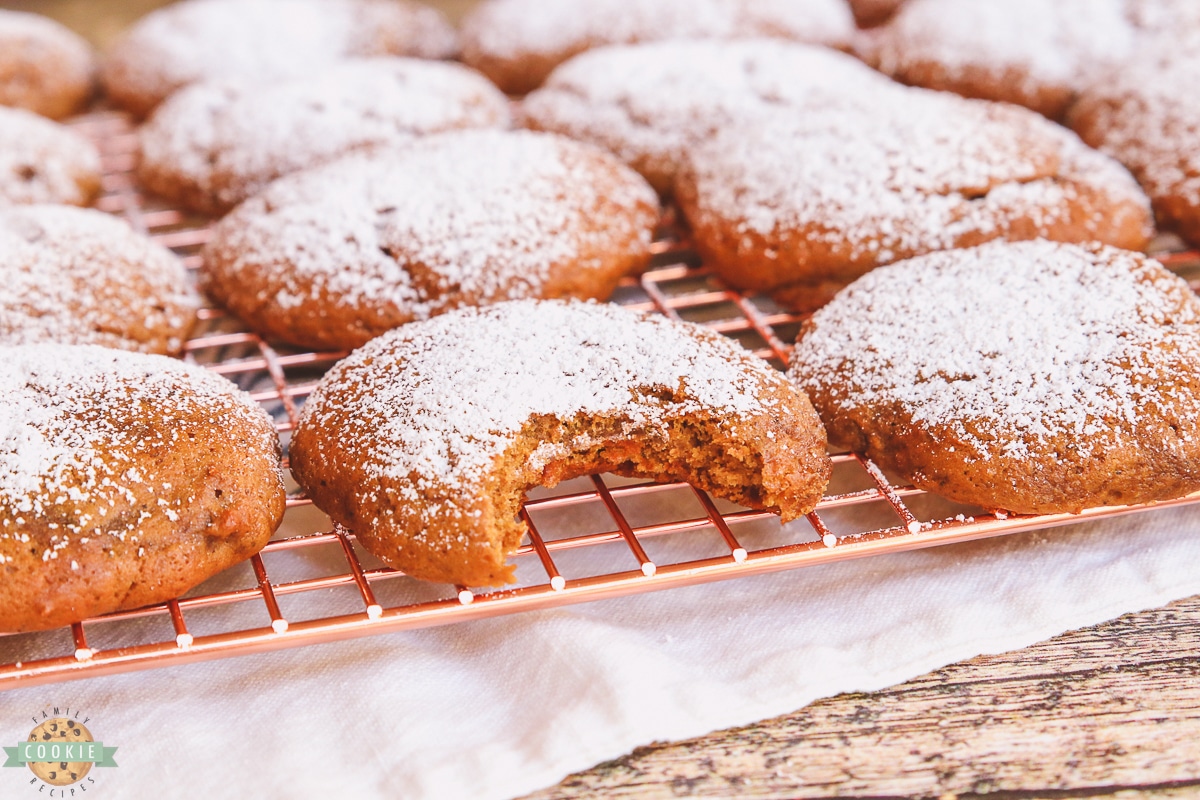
[3,110,1199,691]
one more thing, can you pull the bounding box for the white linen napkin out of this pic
[2,505,1198,799]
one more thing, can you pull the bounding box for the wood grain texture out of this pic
[525,596,1200,799]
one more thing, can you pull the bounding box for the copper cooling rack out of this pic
[3,111,1200,691]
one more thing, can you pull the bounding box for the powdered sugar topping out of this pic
[104,0,458,111]
[681,90,1149,273]
[464,0,854,63]
[0,107,99,206]
[204,130,656,326]
[300,300,791,507]
[1071,46,1200,209]
[790,240,1200,461]
[140,58,511,211]
[0,206,199,352]
[522,39,892,189]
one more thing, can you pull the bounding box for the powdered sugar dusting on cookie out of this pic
[103,0,458,112]
[521,40,892,189]
[872,0,1134,97]
[790,240,1200,461]
[0,107,100,206]
[203,129,657,342]
[140,58,511,212]
[300,300,792,514]
[464,0,854,63]
[0,206,199,352]
[1071,47,1200,212]
[681,89,1150,275]
[0,345,279,555]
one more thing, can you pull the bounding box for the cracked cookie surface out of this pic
[675,88,1153,305]
[202,130,659,351]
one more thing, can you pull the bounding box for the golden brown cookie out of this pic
[291,299,832,587]
[1068,48,1200,247]
[0,344,286,632]
[0,206,199,354]
[101,0,459,117]
[0,10,94,120]
[0,107,101,207]
[789,240,1200,515]
[862,0,1200,119]
[201,130,659,351]
[139,58,510,216]
[675,90,1154,303]
[521,39,892,194]
[462,0,856,96]
[847,0,905,27]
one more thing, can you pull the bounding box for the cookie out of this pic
[863,0,1199,119]
[847,0,905,27]
[0,106,101,207]
[139,58,511,216]
[201,130,659,351]
[0,344,286,632]
[521,39,893,193]
[1068,48,1200,247]
[101,0,459,117]
[461,0,856,95]
[789,240,1200,515]
[0,10,94,119]
[0,206,199,354]
[291,299,832,587]
[675,89,1154,304]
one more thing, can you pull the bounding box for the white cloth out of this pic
[2,506,1198,799]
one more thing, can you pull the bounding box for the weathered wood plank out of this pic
[526,596,1200,799]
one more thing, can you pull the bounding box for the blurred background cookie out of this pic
[0,344,285,632]
[0,205,199,354]
[863,0,1200,120]
[202,130,659,351]
[1069,47,1200,247]
[0,8,94,119]
[291,299,831,587]
[462,0,856,95]
[0,106,101,206]
[521,40,890,194]
[790,240,1200,515]
[101,0,460,117]
[139,57,511,215]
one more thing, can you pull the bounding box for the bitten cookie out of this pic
[789,240,1200,515]
[675,90,1153,305]
[0,10,94,119]
[0,345,286,632]
[0,206,199,354]
[0,107,101,207]
[521,40,892,193]
[462,0,856,95]
[1068,48,1200,247]
[202,130,659,351]
[102,0,459,117]
[139,58,511,215]
[291,299,832,587]
[863,0,1199,119]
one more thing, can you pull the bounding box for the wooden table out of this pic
[527,595,1200,798]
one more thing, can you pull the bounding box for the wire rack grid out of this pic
[2,110,1199,691]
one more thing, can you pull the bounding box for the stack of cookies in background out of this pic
[3,0,1200,630]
